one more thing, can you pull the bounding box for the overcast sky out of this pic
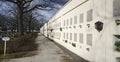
[0,0,68,22]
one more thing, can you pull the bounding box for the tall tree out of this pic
[24,11,44,33]
[1,0,53,36]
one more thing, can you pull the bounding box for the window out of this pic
[79,33,83,43]
[65,20,67,26]
[87,9,93,22]
[66,33,68,39]
[74,33,77,42]
[64,20,66,26]
[87,34,92,46]
[59,33,61,39]
[79,13,83,23]
[64,33,65,39]
[64,20,65,26]
[67,19,69,26]
[70,33,72,40]
[113,0,120,16]
[70,18,72,25]
[62,21,64,26]
[74,15,77,24]
[60,22,61,27]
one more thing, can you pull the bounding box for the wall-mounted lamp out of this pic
[95,21,103,32]
[115,19,120,25]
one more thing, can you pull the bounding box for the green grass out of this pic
[0,54,14,60]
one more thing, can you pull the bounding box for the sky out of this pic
[0,0,68,22]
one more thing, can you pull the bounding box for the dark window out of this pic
[113,0,120,16]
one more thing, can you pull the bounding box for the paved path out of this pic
[1,33,74,62]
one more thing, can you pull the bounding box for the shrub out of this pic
[0,33,38,60]
[72,43,76,47]
[115,41,120,51]
[0,40,4,54]
[7,36,25,53]
[7,33,38,53]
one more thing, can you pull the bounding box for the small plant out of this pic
[72,43,76,47]
[115,41,120,51]
[51,29,53,32]
[60,28,62,31]
[86,48,90,51]
[65,40,67,43]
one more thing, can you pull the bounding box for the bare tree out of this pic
[24,11,44,33]
[1,0,54,36]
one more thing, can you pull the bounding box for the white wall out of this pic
[41,0,120,62]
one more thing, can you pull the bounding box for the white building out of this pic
[40,0,120,62]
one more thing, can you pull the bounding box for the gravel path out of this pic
[1,33,74,62]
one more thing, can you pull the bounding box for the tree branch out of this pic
[23,4,42,13]
[23,3,30,9]
[23,0,33,5]
[23,5,56,13]
[6,0,17,4]
[32,14,43,19]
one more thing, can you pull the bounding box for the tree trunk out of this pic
[17,1,24,36]
[28,19,31,33]
[28,15,32,33]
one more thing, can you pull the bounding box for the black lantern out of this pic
[95,21,103,32]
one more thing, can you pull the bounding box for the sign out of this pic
[2,37,10,56]
[2,37,10,41]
